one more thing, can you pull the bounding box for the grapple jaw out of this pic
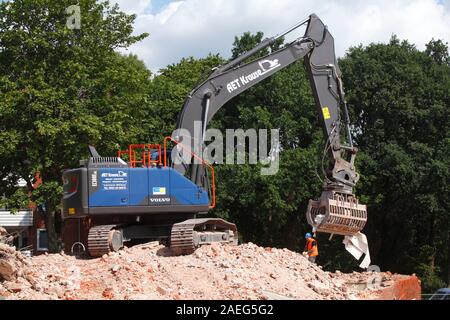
[306,190,367,236]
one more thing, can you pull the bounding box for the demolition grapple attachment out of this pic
[306,190,367,236]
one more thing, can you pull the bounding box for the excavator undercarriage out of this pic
[85,218,238,257]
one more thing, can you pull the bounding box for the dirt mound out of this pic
[0,242,407,300]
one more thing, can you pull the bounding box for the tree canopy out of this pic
[340,36,450,291]
[0,0,149,250]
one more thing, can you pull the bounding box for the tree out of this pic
[143,55,224,142]
[339,36,450,291]
[0,0,149,251]
[425,39,450,66]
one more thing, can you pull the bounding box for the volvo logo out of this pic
[150,197,170,203]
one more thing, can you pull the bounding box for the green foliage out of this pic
[31,181,63,211]
[415,245,446,293]
[143,55,224,141]
[340,36,450,290]
[0,188,29,213]
[425,39,450,66]
[0,0,149,251]
[230,31,283,60]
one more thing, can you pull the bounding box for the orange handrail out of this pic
[163,136,216,209]
[118,144,162,168]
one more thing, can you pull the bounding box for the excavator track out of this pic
[170,222,196,255]
[87,224,123,257]
[170,218,238,256]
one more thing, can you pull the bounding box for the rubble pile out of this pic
[0,227,12,244]
[0,241,399,300]
[0,229,29,282]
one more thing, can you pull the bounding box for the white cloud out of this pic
[115,0,450,73]
[112,0,152,14]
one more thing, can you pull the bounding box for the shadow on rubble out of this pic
[67,241,183,259]
[156,247,173,257]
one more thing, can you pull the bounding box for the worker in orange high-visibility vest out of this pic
[303,233,318,264]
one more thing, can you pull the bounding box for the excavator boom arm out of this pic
[175,14,357,190]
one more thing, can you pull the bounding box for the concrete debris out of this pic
[261,290,295,300]
[343,232,371,269]
[0,228,14,245]
[0,241,415,300]
[0,243,28,281]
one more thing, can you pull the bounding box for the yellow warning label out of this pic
[322,107,331,120]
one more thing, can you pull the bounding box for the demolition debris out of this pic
[0,239,420,300]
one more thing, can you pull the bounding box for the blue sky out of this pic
[143,0,170,13]
[113,0,450,73]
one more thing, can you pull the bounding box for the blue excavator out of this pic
[62,14,367,257]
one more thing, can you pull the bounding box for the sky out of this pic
[112,0,450,73]
[3,0,449,72]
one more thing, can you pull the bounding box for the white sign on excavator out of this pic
[226,59,281,93]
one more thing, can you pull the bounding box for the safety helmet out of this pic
[305,233,312,239]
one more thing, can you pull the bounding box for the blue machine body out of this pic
[89,167,209,207]
[62,163,210,218]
